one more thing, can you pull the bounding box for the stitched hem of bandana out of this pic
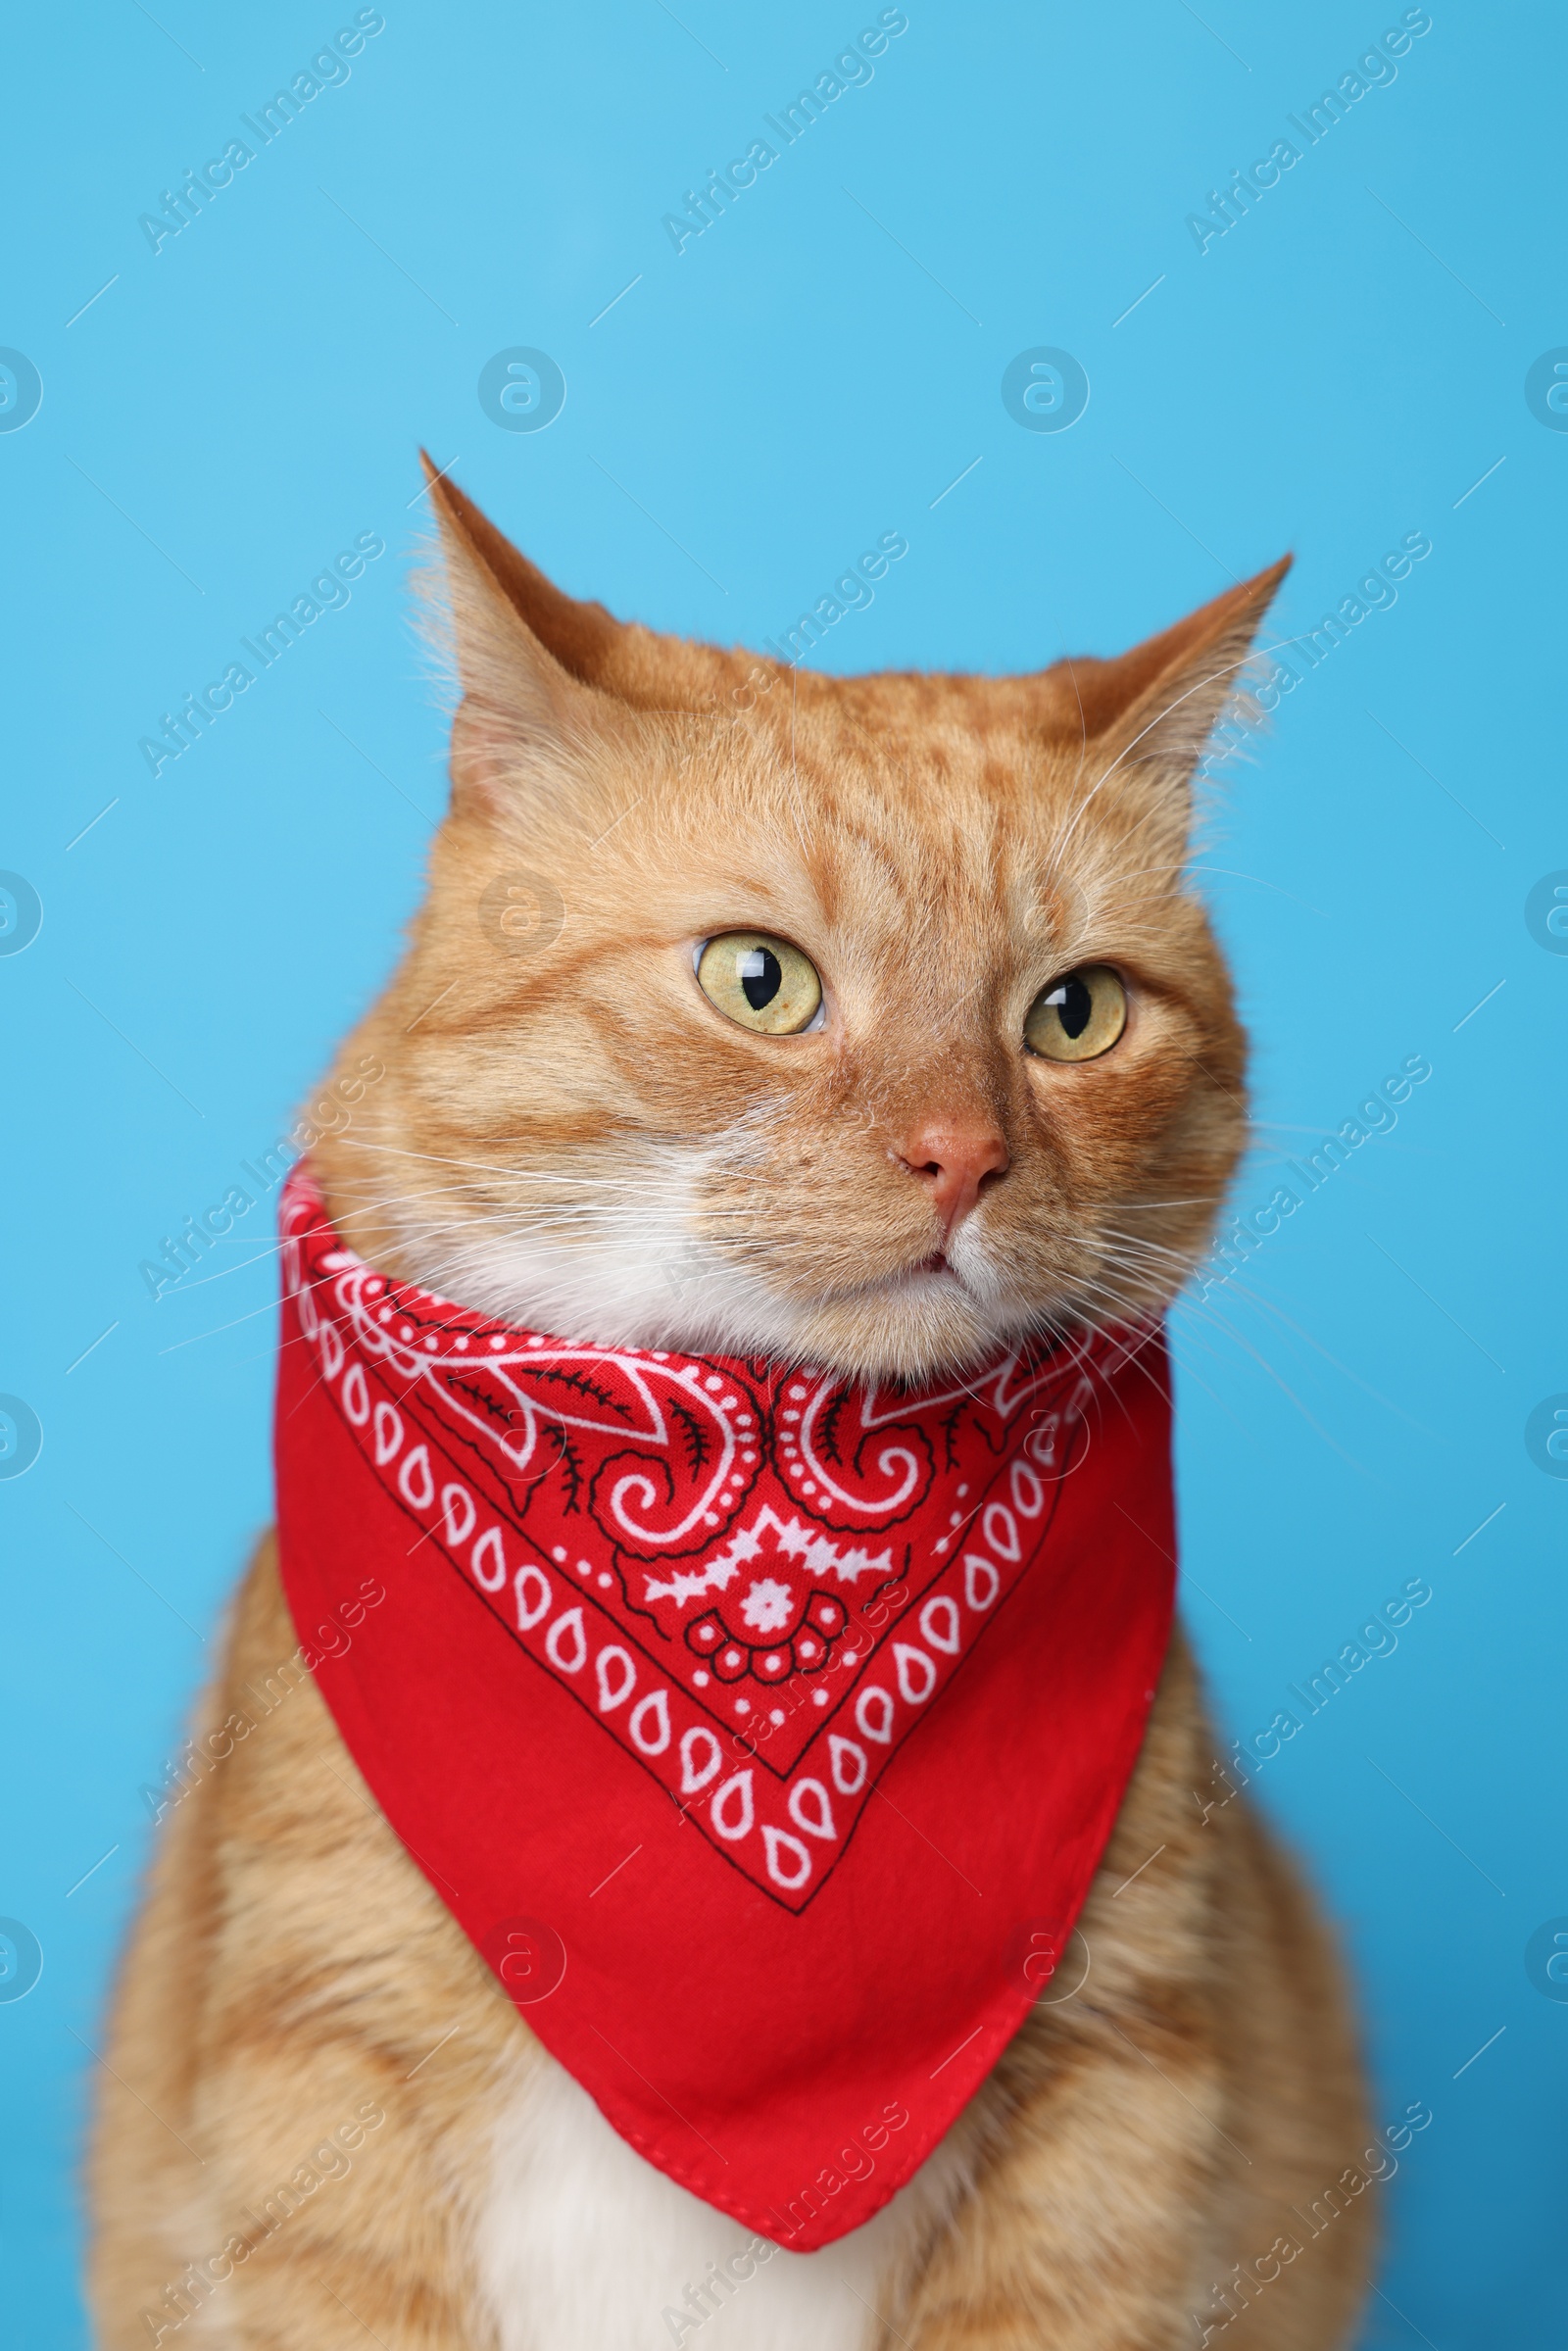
[281,1170,1139,1912]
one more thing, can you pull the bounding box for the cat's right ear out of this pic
[418,454,602,819]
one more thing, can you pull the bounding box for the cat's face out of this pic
[315,471,1282,1384]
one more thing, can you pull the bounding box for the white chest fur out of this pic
[474,2050,973,2351]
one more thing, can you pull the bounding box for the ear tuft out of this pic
[418,450,630,695]
[1073,558,1292,842]
[1071,558,1292,745]
[415,454,598,817]
[414,454,746,713]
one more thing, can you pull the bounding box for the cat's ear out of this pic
[420,453,722,819]
[1068,556,1291,840]
[419,454,609,817]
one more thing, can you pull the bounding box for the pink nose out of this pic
[898,1122,1010,1243]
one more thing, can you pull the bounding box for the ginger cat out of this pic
[90,467,1374,2350]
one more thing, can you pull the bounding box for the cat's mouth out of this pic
[907,1252,959,1283]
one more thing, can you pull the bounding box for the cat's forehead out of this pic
[647,682,1116,883]
[582,706,1107,967]
[713,659,1095,773]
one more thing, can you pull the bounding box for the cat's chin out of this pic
[386,1212,1090,1387]
[779,1288,1045,1387]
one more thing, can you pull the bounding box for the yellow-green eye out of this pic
[1024,965,1127,1062]
[696,932,823,1036]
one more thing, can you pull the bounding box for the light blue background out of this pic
[3,3,1562,2341]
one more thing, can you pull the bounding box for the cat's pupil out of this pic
[1052,977,1093,1039]
[738,948,782,1010]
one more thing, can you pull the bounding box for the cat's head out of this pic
[314,465,1285,1385]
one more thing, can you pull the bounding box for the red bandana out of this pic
[273,1167,1176,2248]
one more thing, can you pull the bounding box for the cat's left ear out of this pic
[1072,556,1291,841]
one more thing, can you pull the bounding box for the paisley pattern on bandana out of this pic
[280,1168,1107,1909]
[274,1166,1178,2246]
